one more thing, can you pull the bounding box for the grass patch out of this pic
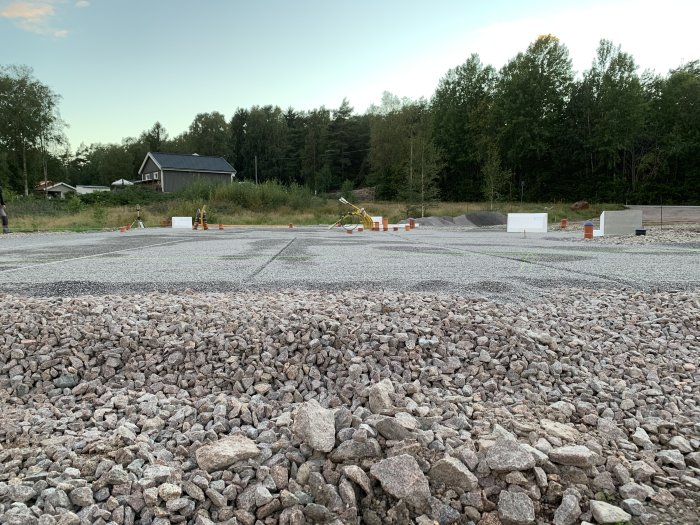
[5,183,624,231]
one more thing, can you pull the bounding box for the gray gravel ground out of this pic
[0,226,697,299]
[1,226,699,524]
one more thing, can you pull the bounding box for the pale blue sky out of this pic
[2,0,698,149]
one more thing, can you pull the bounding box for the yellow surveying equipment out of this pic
[330,197,374,231]
[193,206,208,230]
[130,204,145,229]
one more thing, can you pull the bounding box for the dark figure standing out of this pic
[0,185,8,234]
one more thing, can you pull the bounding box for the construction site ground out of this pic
[0,225,697,299]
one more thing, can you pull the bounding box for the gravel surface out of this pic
[0,227,697,300]
[1,288,699,524]
[1,227,698,524]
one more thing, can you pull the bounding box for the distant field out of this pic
[7,197,624,233]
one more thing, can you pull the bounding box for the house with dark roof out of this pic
[34,181,76,199]
[138,152,236,193]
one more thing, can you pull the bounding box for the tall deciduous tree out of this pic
[576,40,647,199]
[493,35,573,198]
[653,61,700,202]
[369,97,441,207]
[481,143,511,210]
[187,111,229,157]
[432,54,496,200]
[0,65,65,195]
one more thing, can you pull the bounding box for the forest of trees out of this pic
[1,36,698,204]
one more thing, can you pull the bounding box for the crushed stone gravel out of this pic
[1,287,698,524]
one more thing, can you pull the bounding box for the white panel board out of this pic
[600,210,642,236]
[171,216,193,229]
[507,213,548,233]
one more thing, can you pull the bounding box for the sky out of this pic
[2,0,698,150]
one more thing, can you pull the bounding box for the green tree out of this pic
[241,105,289,183]
[140,121,169,152]
[577,40,647,199]
[481,144,511,210]
[302,107,331,194]
[0,65,65,195]
[228,107,249,175]
[369,97,441,207]
[432,54,496,200]
[652,61,700,202]
[493,35,573,198]
[281,107,305,185]
[187,111,229,156]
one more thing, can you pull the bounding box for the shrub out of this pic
[79,187,166,206]
[67,195,84,214]
[340,180,354,201]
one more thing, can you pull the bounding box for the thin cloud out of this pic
[1,2,54,19]
[75,0,89,7]
[1,1,69,36]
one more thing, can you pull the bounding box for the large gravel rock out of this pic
[549,445,597,467]
[370,454,431,510]
[291,399,336,452]
[195,435,260,472]
[589,500,632,523]
[498,490,535,524]
[429,456,479,491]
[486,438,536,472]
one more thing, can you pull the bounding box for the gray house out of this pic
[138,152,236,193]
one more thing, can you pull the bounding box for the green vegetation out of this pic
[6,178,621,232]
[2,37,698,210]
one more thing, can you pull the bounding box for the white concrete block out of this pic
[172,217,193,229]
[600,210,643,236]
[507,213,548,233]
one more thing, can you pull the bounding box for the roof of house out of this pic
[111,179,134,186]
[35,180,56,190]
[140,152,235,174]
[46,182,76,191]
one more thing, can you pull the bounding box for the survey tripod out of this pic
[130,204,145,229]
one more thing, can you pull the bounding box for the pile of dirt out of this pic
[410,212,506,228]
[464,211,507,227]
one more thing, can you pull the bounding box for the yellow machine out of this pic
[193,206,208,230]
[330,197,375,230]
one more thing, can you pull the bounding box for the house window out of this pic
[154,172,160,180]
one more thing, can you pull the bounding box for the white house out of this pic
[76,185,110,195]
[44,182,76,199]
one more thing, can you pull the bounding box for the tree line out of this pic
[1,36,698,205]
